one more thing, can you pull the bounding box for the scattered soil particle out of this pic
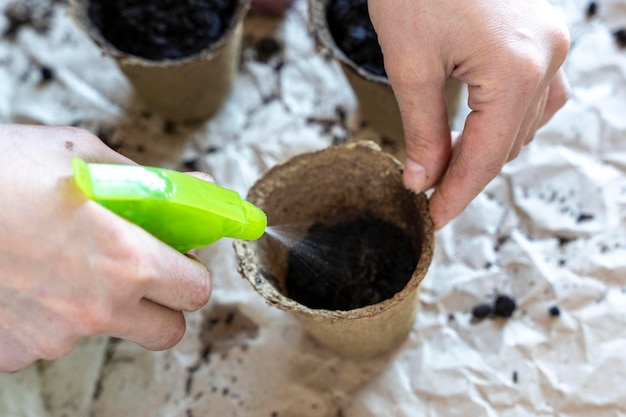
[87,0,238,60]
[494,235,510,252]
[576,213,594,223]
[286,216,418,311]
[224,311,235,325]
[40,66,55,82]
[163,120,176,134]
[493,294,517,318]
[557,236,575,247]
[613,28,626,49]
[182,157,199,171]
[326,0,385,77]
[255,37,281,62]
[471,303,493,320]
[549,305,561,317]
[586,1,598,19]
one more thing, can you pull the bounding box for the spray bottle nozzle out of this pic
[72,157,267,252]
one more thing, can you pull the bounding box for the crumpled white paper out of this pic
[1,0,625,416]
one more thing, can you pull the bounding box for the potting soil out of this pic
[326,0,386,77]
[87,0,237,60]
[286,216,417,311]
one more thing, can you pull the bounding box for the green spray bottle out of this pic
[72,157,267,252]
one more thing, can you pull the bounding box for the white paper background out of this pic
[1,0,625,416]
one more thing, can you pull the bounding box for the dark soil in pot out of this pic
[286,215,418,311]
[326,0,385,77]
[87,0,237,60]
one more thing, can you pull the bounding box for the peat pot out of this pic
[234,142,435,358]
[69,0,250,121]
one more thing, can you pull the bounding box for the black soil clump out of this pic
[614,29,626,49]
[254,37,281,62]
[286,216,418,311]
[326,0,386,77]
[87,0,238,61]
[493,294,517,318]
[471,303,493,320]
[586,1,598,19]
[549,305,561,317]
[471,294,517,321]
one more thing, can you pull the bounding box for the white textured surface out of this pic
[1,0,626,416]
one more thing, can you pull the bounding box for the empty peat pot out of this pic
[308,0,462,159]
[69,0,250,121]
[234,142,434,358]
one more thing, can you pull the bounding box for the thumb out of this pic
[393,75,452,194]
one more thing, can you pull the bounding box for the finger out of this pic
[537,68,571,127]
[508,89,549,160]
[110,298,187,351]
[392,75,452,193]
[429,102,523,228]
[84,203,213,313]
[522,88,549,147]
[368,2,452,193]
[0,333,35,372]
[515,69,569,154]
[185,171,216,183]
[137,233,212,313]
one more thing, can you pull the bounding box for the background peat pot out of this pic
[69,0,250,122]
[234,142,435,358]
[308,0,464,160]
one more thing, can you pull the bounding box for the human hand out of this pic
[369,0,570,228]
[0,124,211,372]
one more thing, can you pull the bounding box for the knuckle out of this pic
[551,79,571,109]
[187,279,212,312]
[403,127,435,152]
[59,126,100,144]
[387,60,435,90]
[78,301,116,334]
[36,338,76,361]
[97,227,157,288]
[515,58,545,95]
[452,151,502,185]
[151,315,186,351]
[550,26,571,63]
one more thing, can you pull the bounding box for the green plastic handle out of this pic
[72,157,266,252]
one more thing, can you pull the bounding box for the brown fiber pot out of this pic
[69,0,250,122]
[233,142,434,358]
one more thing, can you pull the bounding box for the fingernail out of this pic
[403,159,427,193]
